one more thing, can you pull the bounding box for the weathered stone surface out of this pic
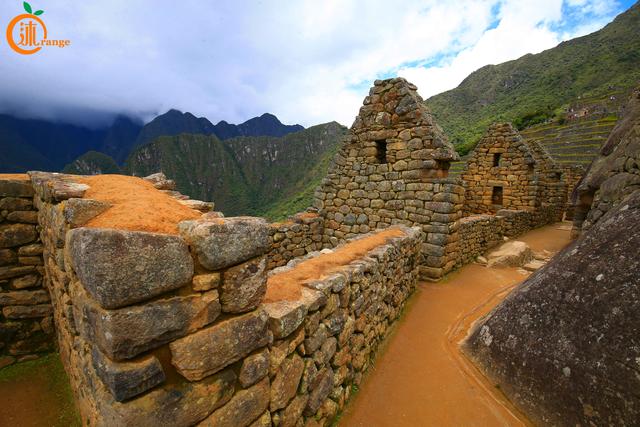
[270,353,304,411]
[0,197,32,211]
[193,273,221,292]
[0,249,17,266]
[17,243,43,256]
[280,394,309,427]
[486,240,533,268]
[239,349,269,388]
[198,377,270,427]
[179,217,270,270]
[98,367,236,427]
[304,367,334,416]
[67,228,194,309]
[263,299,307,339]
[179,199,215,213]
[220,256,267,313]
[0,290,50,306]
[0,180,34,197]
[0,265,35,280]
[463,189,640,426]
[75,291,220,360]
[6,211,38,224]
[2,304,52,319]
[170,308,269,381]
[10,274,40,289]
[143,172,177,190]
[248,411,271,427]
[91,346,166,402]
[63,198,111,226]
[0,224,37,248]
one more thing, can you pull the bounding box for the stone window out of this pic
[493,153,501,167]
[492,186,503,205]
[375,140,388,164]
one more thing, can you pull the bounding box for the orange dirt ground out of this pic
[0,173,29,180]
[340,223,573,427]
[265,227,406,303]
[77,175,201,235]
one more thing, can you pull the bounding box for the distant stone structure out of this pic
[314,77,463,280]
[461,122,566,224]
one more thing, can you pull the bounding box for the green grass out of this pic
[0,353,81,427]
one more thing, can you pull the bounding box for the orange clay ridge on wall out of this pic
[77,175,201,235]
[265,227,406,303]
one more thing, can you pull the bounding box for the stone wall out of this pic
[561,165,585,220]
[461,123,566,225]
[0,176,52,369]
[263,225,423,426]
[20,171,424,427]
[313,78,462,281]
[266,212,324,270]
[456,215,504,267]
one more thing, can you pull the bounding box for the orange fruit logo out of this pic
[6,2,70,55]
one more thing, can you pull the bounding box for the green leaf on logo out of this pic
[34,10,44,15]
[23,2,32,14]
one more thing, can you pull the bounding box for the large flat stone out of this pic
[91,346,165,402]
[179,217,270,270]
[75,290,221,360]
[63,198,111,227]
[67,228,194,309]
[220,256,267,313]
[170,308,269,381]
[263,299,307,339]
[197,377,270,427]
[487,241,533,268]
[0,224,37,248]
[98,367,236,427]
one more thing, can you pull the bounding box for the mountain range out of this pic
[0,110,304,173]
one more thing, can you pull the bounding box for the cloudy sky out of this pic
[0,0,635,128]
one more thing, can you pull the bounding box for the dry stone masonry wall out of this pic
[8,171,423,427]
[266,212,324,270]
[313,77,462,280]
[0,176,52,369]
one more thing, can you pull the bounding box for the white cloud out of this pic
[0,0,627,127]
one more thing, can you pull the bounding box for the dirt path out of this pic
[339,223,573,427]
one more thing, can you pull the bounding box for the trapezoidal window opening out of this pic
[493,153,502,167]
[492,186,503,205]
[375,140,388,164]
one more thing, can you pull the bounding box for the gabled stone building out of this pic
[313,77,463,280]
[461,123,566,225]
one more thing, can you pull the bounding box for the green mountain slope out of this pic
[124,122,347,218]
[427,1,640,155]
[62,151,123,175]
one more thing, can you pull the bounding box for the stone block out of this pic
[63,198,111,226]
[304,367,334,416]
[0,224,37,248]
[75,290,220,360]
[0,290,50,306]
[220,256,266,313]
[170,308,269,381]
[239,349,269,388]
[198,377,270,427]
[91,346,165,402]
[0,197,32,211]
[6,211,38,224]
[98,368,236,427]
[0,249,17,266]
[178,217,270,270]
[270,353,304,411]
[263,299,307,339]
[17,243,43,256]
[67,228,194,309]
[0,180,34,197]
[2,304,52,319]
[193,273,221,292]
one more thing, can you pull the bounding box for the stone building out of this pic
[461,122,566,225]
[313,77,463,280]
